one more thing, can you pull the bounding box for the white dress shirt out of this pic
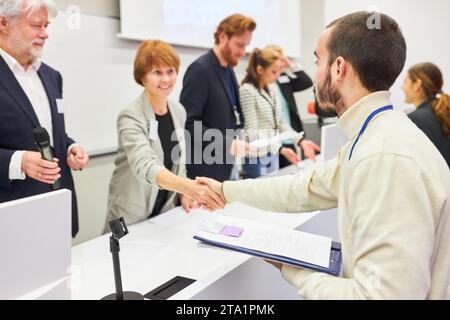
[0,49,54,180]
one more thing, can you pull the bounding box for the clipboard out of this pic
[194,236,342,276]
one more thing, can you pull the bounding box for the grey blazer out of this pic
[104,92,187,230]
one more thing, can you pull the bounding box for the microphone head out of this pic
[33,127,50,146]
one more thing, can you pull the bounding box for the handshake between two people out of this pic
[156,170,224,213]
[171,138,249,213]
[178,177,225,213]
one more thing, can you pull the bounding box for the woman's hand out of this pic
[280,147,300,165]
[299,139,321,161]
[181,179,225,211]
[179,194,200,213]
[156,170,225,211]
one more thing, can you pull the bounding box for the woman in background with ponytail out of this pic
[239,48,303,178]
[402,62,450,168]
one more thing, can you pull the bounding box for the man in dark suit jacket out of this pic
[180,14,256,182]
[266,45,321,167]
[0,1,89,237]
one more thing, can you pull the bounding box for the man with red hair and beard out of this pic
[197,11,450,299]
[181,14,256,182]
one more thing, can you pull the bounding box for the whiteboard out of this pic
[324,0,450,112]
[119,0,302,58]
[45,12,142,156]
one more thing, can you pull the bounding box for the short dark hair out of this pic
[327,11,406,92]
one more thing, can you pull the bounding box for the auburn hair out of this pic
[408,62,450,138]
[134,40,180,86]
[214,14,256,44]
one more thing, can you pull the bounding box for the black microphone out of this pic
[33,127,60,190]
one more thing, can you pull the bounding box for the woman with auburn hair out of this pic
[239,47,303,178]
[402,62,450,168]
[104,40,224,231]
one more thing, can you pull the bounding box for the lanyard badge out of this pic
[234,109,241,126]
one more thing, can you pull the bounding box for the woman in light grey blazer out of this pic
[105,40,224,231]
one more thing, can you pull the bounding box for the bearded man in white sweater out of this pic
[197,11,450,299]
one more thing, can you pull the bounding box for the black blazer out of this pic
[0,57,79,237]
[180,50,244,181]
[408,100,450,168]
[277,70,313,133]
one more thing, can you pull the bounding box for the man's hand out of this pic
[230,139,251,157]
[21,151,61,184]
[67,146,89,170]
[264,259,283,271]
[299,139,321,161]
[180,194,200,213]
[195,176,224,199]
[280,147,300,165]
[182,179,225,211]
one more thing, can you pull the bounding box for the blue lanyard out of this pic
[348,105,393,160]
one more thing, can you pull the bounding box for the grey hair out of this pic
[0,0,57,19]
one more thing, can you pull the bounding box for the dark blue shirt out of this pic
[220,66,238,111]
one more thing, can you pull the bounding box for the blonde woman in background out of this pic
[239,47,302,178]
[104,40,224,231]
[265,44,320,165]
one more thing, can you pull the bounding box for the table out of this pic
[70,203,319,300]
[70,163,338,300]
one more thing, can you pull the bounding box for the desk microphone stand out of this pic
[101,217,144,300]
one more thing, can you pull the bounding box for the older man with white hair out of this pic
[0,0,89,237]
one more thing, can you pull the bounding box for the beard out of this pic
[313,70,344,118]
[30,40,45,59]
[221,43,238,67]
[7,30,44,65]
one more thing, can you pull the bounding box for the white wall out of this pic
[56,0,119,17]
[297,0,325,122]
[45,12,143,156]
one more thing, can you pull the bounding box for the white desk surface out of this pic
[70,202,318,300]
